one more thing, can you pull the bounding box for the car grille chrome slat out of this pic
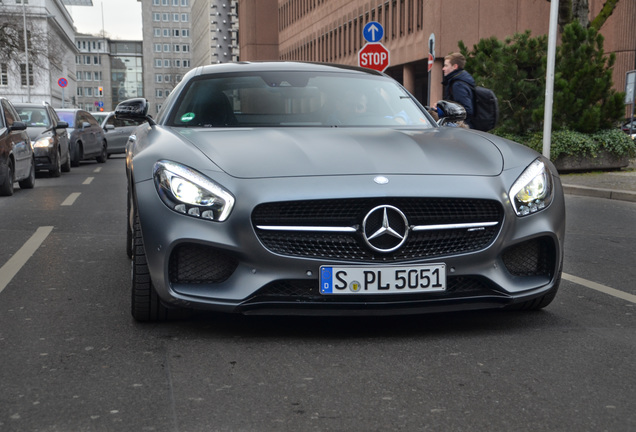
[252,198,503,262]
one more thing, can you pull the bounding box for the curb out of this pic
[562,184,636,203]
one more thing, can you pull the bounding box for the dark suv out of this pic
[0,97,35,196]
[55,109,107,166]
[14,103,71,177]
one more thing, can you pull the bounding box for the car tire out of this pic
[18,158,35,189]
[61,144,71,173]
[50,149,62,177]
[131,212,190,322]
[71,142,81,167]
[96,141,107,163]
[126,186,133,259]
[0,160,14,196]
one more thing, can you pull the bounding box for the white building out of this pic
[0,0,77,107]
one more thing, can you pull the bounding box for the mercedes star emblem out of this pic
[362,205,409,253]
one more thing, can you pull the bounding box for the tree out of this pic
[0,16,49,70]
[551,21,624,133]
[460,32,548,134]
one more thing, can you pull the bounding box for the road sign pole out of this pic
[427,34,435,107]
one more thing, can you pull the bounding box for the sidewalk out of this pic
[559,159,636,203]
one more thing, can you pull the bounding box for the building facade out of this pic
[191,0,239,67]
[239,0,636,109]
[0,0,77,107]
[138,0,194,116]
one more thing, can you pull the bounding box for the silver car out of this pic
[117,62,565,322]
[100,112,147,157]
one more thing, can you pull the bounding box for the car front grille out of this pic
[252,198,503,262]
[169,243,238,284]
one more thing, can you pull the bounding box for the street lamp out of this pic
[22,1,30,102]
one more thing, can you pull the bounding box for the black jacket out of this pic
[442,69,475,128]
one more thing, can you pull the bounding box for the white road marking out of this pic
[0,226,54,294]
[94,167,102,173]
[83,177,94,185]
[61,192,81,206]
[563,273,636,304]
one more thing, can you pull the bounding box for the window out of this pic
[164,59,170,67]
[85,55,91,64]
[174,45,180,52]
[86,72,92,81]
[174,29,180,37]
[156,74,163,83]
[173,13,179,21]
[154,44,162,52]
[153,13,160,21]
[182,44,189,52]
[181,0,188,6]
[162,0,168,5]
[86,87,93,96]
[20,64,34,86]
[164,75,171,82]
[95,71,101,80]
[173,0,179,5]
[181,29,189,37]
[181,14,189,22]
[154,28,161,37]
[163,44,170,52]
[77,87,83,96]
[163,29,170,37]
[1,63,8,86]
[156,89,163,97]
[183,60,190,68]
[162,13,169,21]
[153,0,159,5]
[174,60,181,67]
[93,56,100,65]
[155,59,162,67]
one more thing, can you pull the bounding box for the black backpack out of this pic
[470,84,499,132]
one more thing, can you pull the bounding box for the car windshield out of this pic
[165,71,434,128]
[56,111,75,127]
[16,107,50,127]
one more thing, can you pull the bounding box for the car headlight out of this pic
[153,160,235,221]
[34,137,54,148]
[509,159,553,216]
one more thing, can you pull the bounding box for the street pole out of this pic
[22,1,30,102]
[542,0,559,160]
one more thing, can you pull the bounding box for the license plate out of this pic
[320,264,446,295]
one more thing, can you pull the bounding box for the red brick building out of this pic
[238,0,636,109]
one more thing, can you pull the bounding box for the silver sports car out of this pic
[117,62,565,322]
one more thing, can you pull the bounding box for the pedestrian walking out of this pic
[441,52,475,128]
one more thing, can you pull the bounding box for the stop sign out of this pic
[358,43,390,72]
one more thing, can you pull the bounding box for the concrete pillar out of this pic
[403,63,415,94]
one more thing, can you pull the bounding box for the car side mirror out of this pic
[105,124,115,131]
[435,100,467,125]
[81,121,91,129]
[9,121,27,131]
[56,121,69,129]
[115,98,155,126]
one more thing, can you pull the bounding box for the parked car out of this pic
[14,102,71,177]
[620,117,635,139]
[99,112,147,157]
[0,97,35,195]
[117,62,565,322]
[91,111,110,125]
[55,109,107,166]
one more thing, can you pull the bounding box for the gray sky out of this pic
[65,0,142,40]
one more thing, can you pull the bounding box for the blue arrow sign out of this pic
[363,21,384,43]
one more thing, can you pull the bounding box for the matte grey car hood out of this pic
[178,127,504,178]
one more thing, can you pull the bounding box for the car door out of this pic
[78,111,99,156]
[1,99,31,179]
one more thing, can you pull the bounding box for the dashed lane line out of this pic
[61,192,81,206]
[563,272,636,304]
[83,177,94,185]
[0,226,54,294]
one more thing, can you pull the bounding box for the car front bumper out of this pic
[134,170,566,316]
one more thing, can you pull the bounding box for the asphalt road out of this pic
[0,157,634,432]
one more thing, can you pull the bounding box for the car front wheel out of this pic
[131,212,190,322]
[50,149,62,177]
[18,158,35,189]
[96,140,107,163]
[0,160,14,196]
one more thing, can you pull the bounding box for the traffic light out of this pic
[98,86,103,97]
